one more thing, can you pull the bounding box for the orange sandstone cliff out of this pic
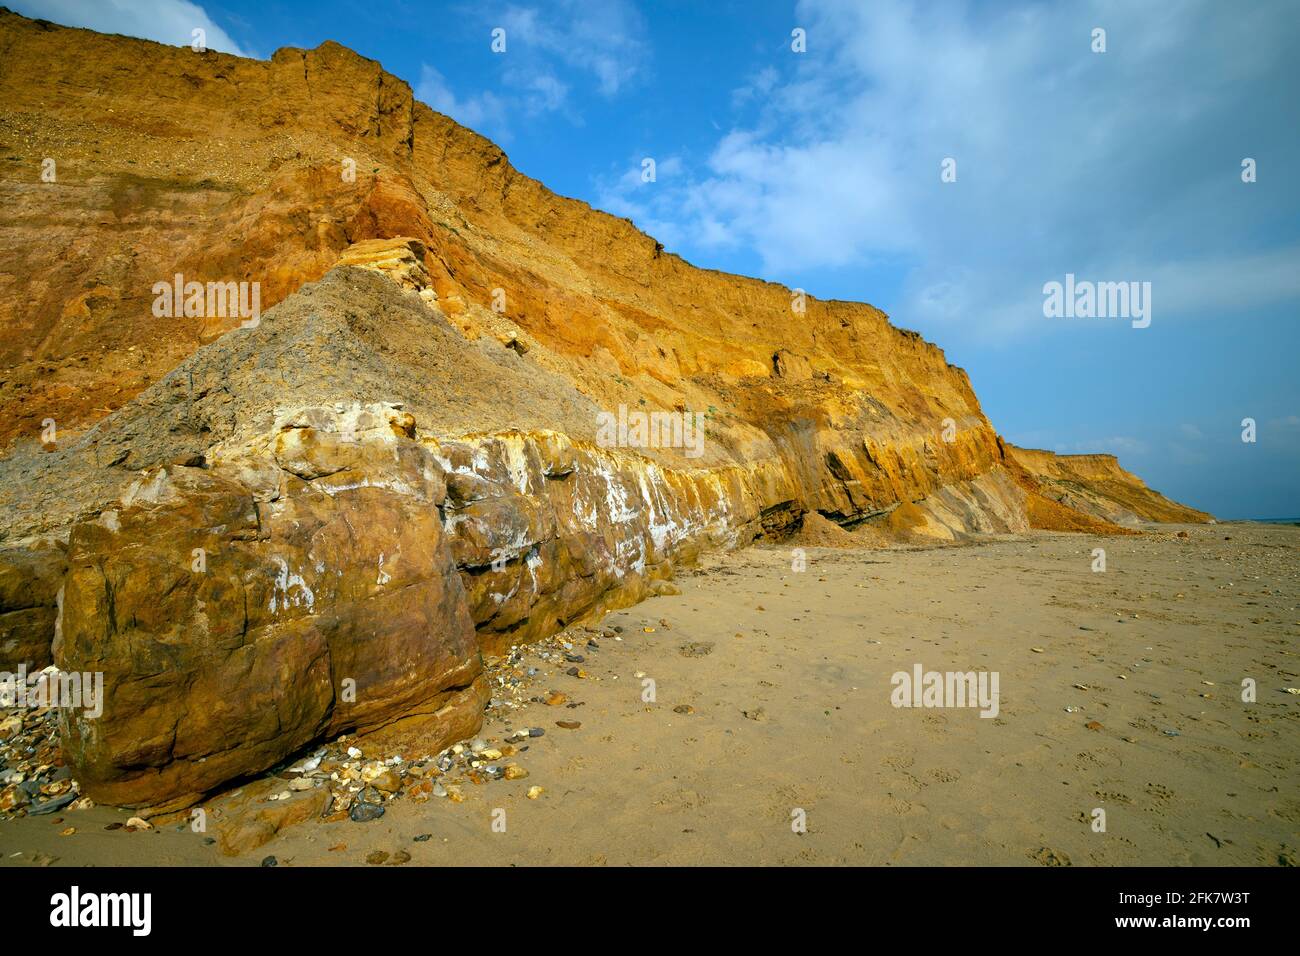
[0,11,1209,810]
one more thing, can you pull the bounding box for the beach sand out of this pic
[2,522,1296,867]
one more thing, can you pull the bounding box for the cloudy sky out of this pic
[15,0,1299,518]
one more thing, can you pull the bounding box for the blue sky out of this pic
[17,0,1300,518]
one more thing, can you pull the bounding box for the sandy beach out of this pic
[2,521,1295,867]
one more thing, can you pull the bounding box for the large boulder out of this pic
[0,542,66,670]
[55,407,484,811]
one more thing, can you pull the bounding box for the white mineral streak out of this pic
[269,555,315,614]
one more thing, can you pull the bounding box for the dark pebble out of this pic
[349,802,385,823]
[413,833,432,843]
[261,856,277,867]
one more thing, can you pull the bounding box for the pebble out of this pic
[349,802,385,823]
[261,856,277,867]
[673,704,695,714]
[556,720,581,730]
[527,786,544,800]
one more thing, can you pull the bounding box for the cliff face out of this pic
[1005,444,1213,526]
[0,12,1209,810]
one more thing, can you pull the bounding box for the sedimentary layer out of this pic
[0,11,1210,809]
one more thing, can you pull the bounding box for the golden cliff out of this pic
[0,11,1210,810]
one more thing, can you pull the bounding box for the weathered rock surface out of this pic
[55,414,483,811]
[0,12,1211,810]
[0,541,66,670]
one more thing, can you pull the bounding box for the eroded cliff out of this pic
[0,11,1209,810]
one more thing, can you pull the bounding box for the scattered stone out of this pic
[371,769,402,794]
[389,849,411,865]
[260,855,277,867]
[413,833,432,842]
[1085,721,1103,731]
[503,765,528,780]
[556,720,581,730]
[527,785,544,800]
[673,704,695,715]
[349,802,385,823]
[366,850,389,865]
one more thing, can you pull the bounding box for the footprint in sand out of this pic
[882,753,916,771]
[1144,782,1175,808]
[1093,788,1133,806]
[1031,846,1072,866]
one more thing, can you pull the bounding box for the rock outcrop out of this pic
[1005,444,1213,526]
[0,11,1211,810]
[0,541,65,670]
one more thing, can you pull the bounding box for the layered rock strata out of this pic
[0,12,1211,809]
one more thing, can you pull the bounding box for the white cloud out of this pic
[13,0,250,56]
[497,0,648,97]
[416,0,648,140]
[601,0,1300,343]
[417,65,509,136]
